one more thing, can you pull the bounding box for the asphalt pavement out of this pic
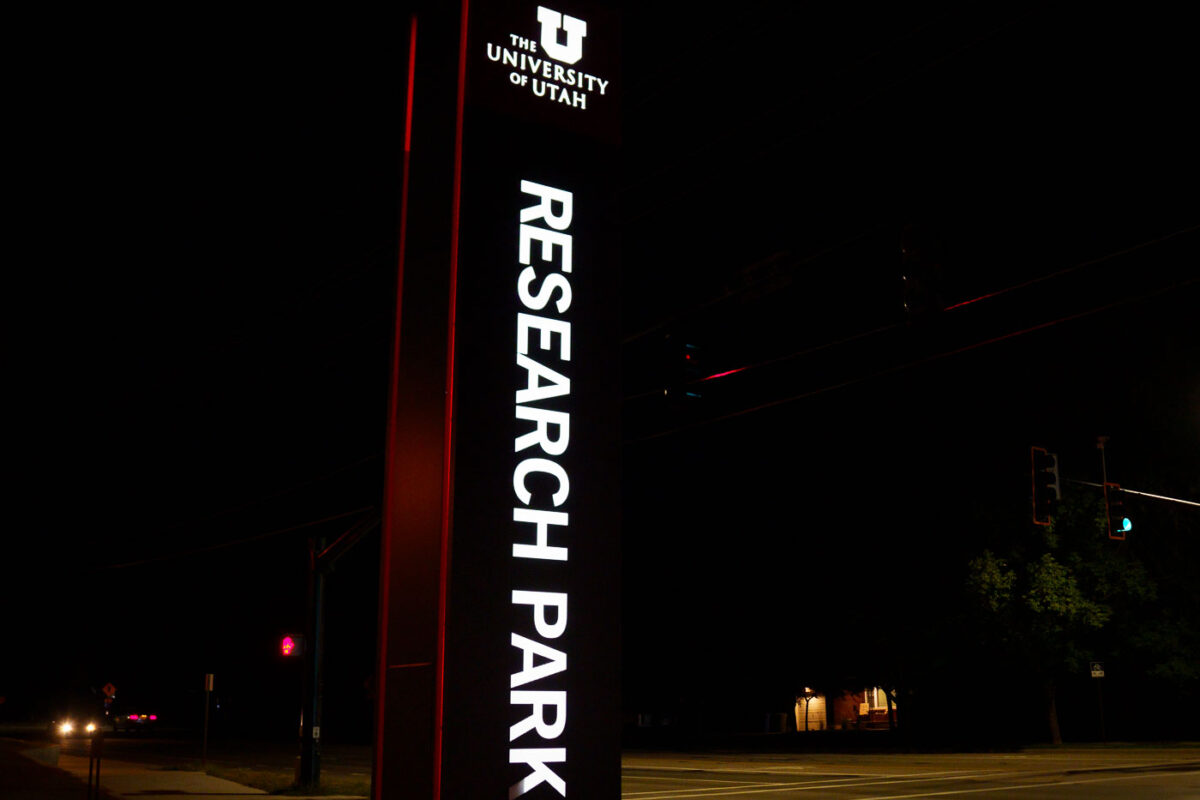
[622,747,1200,799]
[7,734,1200,799]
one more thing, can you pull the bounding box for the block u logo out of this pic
[537,6,587,65]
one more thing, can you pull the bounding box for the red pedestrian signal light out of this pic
[281,634,305,657]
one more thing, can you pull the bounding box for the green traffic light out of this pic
[1119,517,1132,533]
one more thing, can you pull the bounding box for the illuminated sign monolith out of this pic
[375,3,619,798]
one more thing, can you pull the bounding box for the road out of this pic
[5,726,1198,799]
[621,749,1200,799]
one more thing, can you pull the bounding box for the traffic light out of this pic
[680,343,702,396]
[1105,483,1131,540]
[281,634,305,657]
[1030,446,1060,525]
[900,224,944,316]
[662,336,703,399]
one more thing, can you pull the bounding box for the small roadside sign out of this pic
[1090,661,1105,678]
[103,682,117,698]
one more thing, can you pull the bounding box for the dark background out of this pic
[5,3,1197,745]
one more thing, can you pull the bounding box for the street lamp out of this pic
[797,688,819,732]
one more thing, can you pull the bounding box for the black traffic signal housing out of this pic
[900,224,944,317]
[1030,446,1061,525]
[662,336,703,400]
[1105,483,1131,540]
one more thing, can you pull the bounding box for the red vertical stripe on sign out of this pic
[374,14,418,800]
[404,17,417,154]
[434,0,470,796]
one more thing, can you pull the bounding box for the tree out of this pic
[967,491,1155,743]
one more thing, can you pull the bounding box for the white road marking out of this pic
[622,772,1003,799]
[856,769,1200,799]
[621,767,1200,800]
[626,774,784,785]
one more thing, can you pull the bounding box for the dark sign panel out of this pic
[376,3,620,799]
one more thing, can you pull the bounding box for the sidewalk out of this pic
[56,751,269,799]
[0,738,119,800]
[2,738,365,799]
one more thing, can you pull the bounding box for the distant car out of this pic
[110,709,160,733]
[106,696,161,734]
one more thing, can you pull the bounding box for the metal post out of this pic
[298,536,326,788]
[94,734,102,798]
[202,673,213,770]
[89,732,104,799]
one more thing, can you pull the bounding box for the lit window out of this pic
[865,687,891,711]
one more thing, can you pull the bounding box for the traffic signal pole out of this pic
[1097,435,1109,487]
[298,535,326,789]
[295,515,378,790]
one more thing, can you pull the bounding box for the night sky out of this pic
[5,4,1198,742]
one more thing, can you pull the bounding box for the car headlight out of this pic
[85,722,97,733]
[59,721,74,735]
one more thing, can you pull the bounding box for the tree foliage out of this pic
[966,490,1159,741]
[969,493,1152,668]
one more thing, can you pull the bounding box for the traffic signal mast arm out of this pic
[1068,478,1199,541]
[1066,479,1200,508]
[1030,449,1200,537]
[316,514,380,572]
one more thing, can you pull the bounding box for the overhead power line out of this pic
[150,453,380,539]
[943,222,1200,311]
[626,277,1197,444]
[95,506,377,571]
[627,222,1199,403]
